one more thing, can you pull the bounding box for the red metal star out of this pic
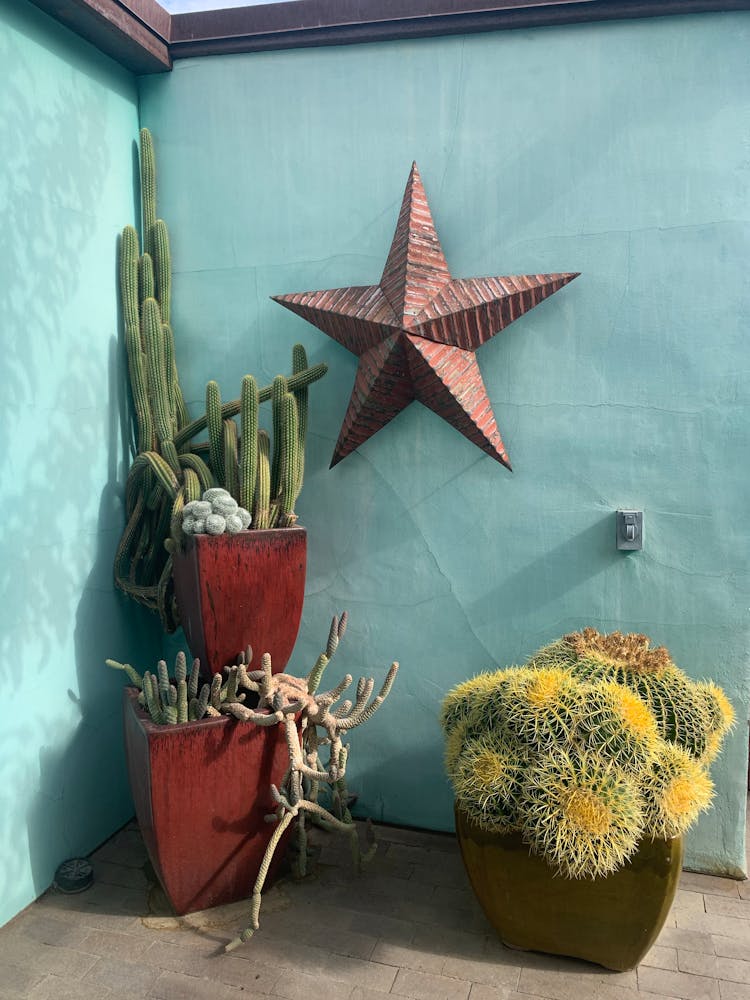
[273,164,579,469]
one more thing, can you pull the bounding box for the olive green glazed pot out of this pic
[455,806,683,971]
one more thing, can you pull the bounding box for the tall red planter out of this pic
[123,688,294,915]
[171,527,306,678]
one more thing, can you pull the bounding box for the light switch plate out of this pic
[616,510,643,550]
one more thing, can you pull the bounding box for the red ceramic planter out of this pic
[171,527,306,679]
[123,688,293,915]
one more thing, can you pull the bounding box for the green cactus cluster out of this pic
[442,628,735,880]
[114,128,327,630]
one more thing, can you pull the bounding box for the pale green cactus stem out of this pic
[174,651,187,685]
[177,680,188,723]
[162,323,177,435]
[157,660,170,704]
[239,375,258,512]
[153,219,171,325]
[140,126,157,257]
[206,380,224,486]
[179,453,215,494]
[270,374,287,501]
[188,657,201,699]
[275,392,299,527]
[139,253,155,301]
[105,659,143,689]
[254,429,271,530]
[292,343,308,489]
[223,418,239,500]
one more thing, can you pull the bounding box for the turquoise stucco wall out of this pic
[0,1,160,926]
[138,13,750,875]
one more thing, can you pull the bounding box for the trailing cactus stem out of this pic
[105,659,143,689]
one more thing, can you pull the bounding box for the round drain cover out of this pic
[54,858,94,894]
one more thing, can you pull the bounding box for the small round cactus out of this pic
[442,628,734,880]
[181,488,252,537]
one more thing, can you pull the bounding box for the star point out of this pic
[273,165,578,469]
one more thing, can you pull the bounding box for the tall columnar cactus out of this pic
[442,629,734,880]
[114,128,328,629]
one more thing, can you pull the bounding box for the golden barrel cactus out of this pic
[442,628,734,879]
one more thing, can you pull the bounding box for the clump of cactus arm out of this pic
[442,628,733,880]
[114,127,327,630]
[223,613,398,951]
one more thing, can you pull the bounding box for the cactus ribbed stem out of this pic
[254,429,271,530]
[206,381,224,486]
[139,253,155,302]
[223,418,239,500]
[143,298,172,446]
[240,375,258,511]
[153,219,171,325]
[277,392,299,527]
[292,343,308,492]
[270,375,288,500]
[140,126,157,257]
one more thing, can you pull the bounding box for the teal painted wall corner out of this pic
[0,0,160,927]
[139,11,750,877]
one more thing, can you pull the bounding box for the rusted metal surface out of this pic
[274,164,578,469]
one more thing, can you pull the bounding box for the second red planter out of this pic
[171,527,307,679]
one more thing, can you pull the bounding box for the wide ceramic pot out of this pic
[171,527,306,679]
[455,806,683,971]
[124,688,294,915]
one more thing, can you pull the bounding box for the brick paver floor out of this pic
[1,802,748,1000]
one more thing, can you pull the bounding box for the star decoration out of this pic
[273,163,579,469]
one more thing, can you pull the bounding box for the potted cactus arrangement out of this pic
[107,614,398,921]
[114,128,327,675]
[441,628,735,971]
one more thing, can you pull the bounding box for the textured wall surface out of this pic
[0,0,160,927]
[139,13,749,874]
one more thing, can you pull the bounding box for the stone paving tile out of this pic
[637,966,720,1000]
[0,958,47,997]
[83,956,162,996]
[148,970,246,999]
[678,954,750,985]
[680,873,742,899]
[271,968,352,1000]
[77,928,151,963]
[674,891,708,913]
[720,985,750,1000]
[371,938,447,975]
[518,964,640,1000]
[91,860,149,891]
[739,884,750,901]
[1,932,99,979]
[642,946,680,971]
[703,897,750,920]
[392,967,472,1000]
[4,910,92,949]
[674,911,750,942]
[27,974,114,999]
[713,937,750,960]
[657,927,716,955]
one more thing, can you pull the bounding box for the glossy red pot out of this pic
[171,527,306,679]
[123,688,294,915]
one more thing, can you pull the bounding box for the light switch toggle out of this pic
[616,510,643,551]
